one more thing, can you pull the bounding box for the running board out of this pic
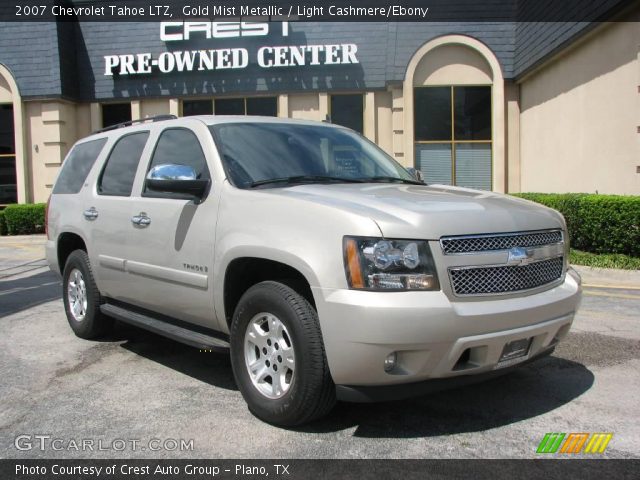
[100,304,229,352]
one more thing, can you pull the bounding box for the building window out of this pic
[414,86,492,190]
[0,104,17,204]
[213,97,278,117]
[330,94,363,134]
[183,100,213,116]
[246,97,277,116]
[215,98,245,115]
[182,97,278,117]
[102,103,132,128]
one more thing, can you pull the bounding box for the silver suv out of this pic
[46,115,581,426]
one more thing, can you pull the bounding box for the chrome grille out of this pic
[441,230,563,254]
[449,257,564,296]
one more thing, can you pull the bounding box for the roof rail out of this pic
[93,114,177,134]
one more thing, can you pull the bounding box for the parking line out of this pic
[582,284,640,291]
[583,290,640,300]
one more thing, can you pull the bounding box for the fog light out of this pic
[384,352,397,372]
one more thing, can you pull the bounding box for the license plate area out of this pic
[494,337,533,369]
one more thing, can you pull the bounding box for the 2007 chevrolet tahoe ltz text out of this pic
[45,115,582,426]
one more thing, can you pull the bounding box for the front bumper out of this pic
[336,346,556,402]
[312,268,581,389]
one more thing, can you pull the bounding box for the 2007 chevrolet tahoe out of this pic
[46,115,581,426]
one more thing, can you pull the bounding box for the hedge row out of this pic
[513,193,640,257]
[1,203,46,235]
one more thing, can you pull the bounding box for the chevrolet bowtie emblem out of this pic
[507,247,535,266]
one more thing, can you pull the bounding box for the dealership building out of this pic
[0,1,639,204]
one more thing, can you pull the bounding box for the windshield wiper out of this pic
[365,176,425,185]
[250,175,365,188]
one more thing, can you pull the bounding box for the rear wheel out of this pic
[62,250,112,339]
[230,281,336,426]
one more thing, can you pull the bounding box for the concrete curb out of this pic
[0,234,47,245]
[573,265,640,289]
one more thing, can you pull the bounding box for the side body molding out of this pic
[98,255,208,289]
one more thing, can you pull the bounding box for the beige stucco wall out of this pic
[519,17,640,194]
[26,101,80,202]
[288,93,324,121]
[75,103,92,140]
[0,75,12,103]
[413,44,493,86]
[505,81,521,192]
[134,99,170,119]
[375,91,393,156]
[22,101,101,203]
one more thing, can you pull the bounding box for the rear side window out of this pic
[144,128,210,196]
[52,138,107,194]
[99,132,149,196]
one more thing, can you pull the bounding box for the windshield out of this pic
[209,122,418,188]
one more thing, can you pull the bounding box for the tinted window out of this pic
[454,86,491,140]
[146,129,209,191]
[99,132,149,196]
[414,87,452,141]
[53,138,107,194]
[330,95,363,133]
[183,100,213,116]
[246,97,277,117]
[0,104,15,155]
[102,103,131,128]
[215,98,244,115]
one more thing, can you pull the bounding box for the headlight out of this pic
[343,237,439,291]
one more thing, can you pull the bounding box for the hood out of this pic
[264,183,565,238]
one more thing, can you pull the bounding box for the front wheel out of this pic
[62,250,112,339]
[230,281,336,426]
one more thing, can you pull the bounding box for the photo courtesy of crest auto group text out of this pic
[1,0,639,478]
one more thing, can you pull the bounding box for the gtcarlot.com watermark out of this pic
[14,434,194,452]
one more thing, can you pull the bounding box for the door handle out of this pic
[131,213,151,227]
[83,207,98,220]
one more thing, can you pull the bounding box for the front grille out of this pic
[449,256,564,296]
[441,230,563,254]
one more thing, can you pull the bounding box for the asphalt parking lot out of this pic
[1,236,639,459]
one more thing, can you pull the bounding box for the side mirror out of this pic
[406,167,424,183]
[145,164,210,201]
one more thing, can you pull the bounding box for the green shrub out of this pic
[0,210,6,236]
[3,203,46,235]
[513,193,640,257]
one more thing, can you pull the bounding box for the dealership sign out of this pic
[104,22,359,76]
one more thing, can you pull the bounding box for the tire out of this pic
[230,281,336,426]
[62,249,113,339]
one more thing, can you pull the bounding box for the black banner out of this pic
[1,459,639,480]
[1,0,637,22]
